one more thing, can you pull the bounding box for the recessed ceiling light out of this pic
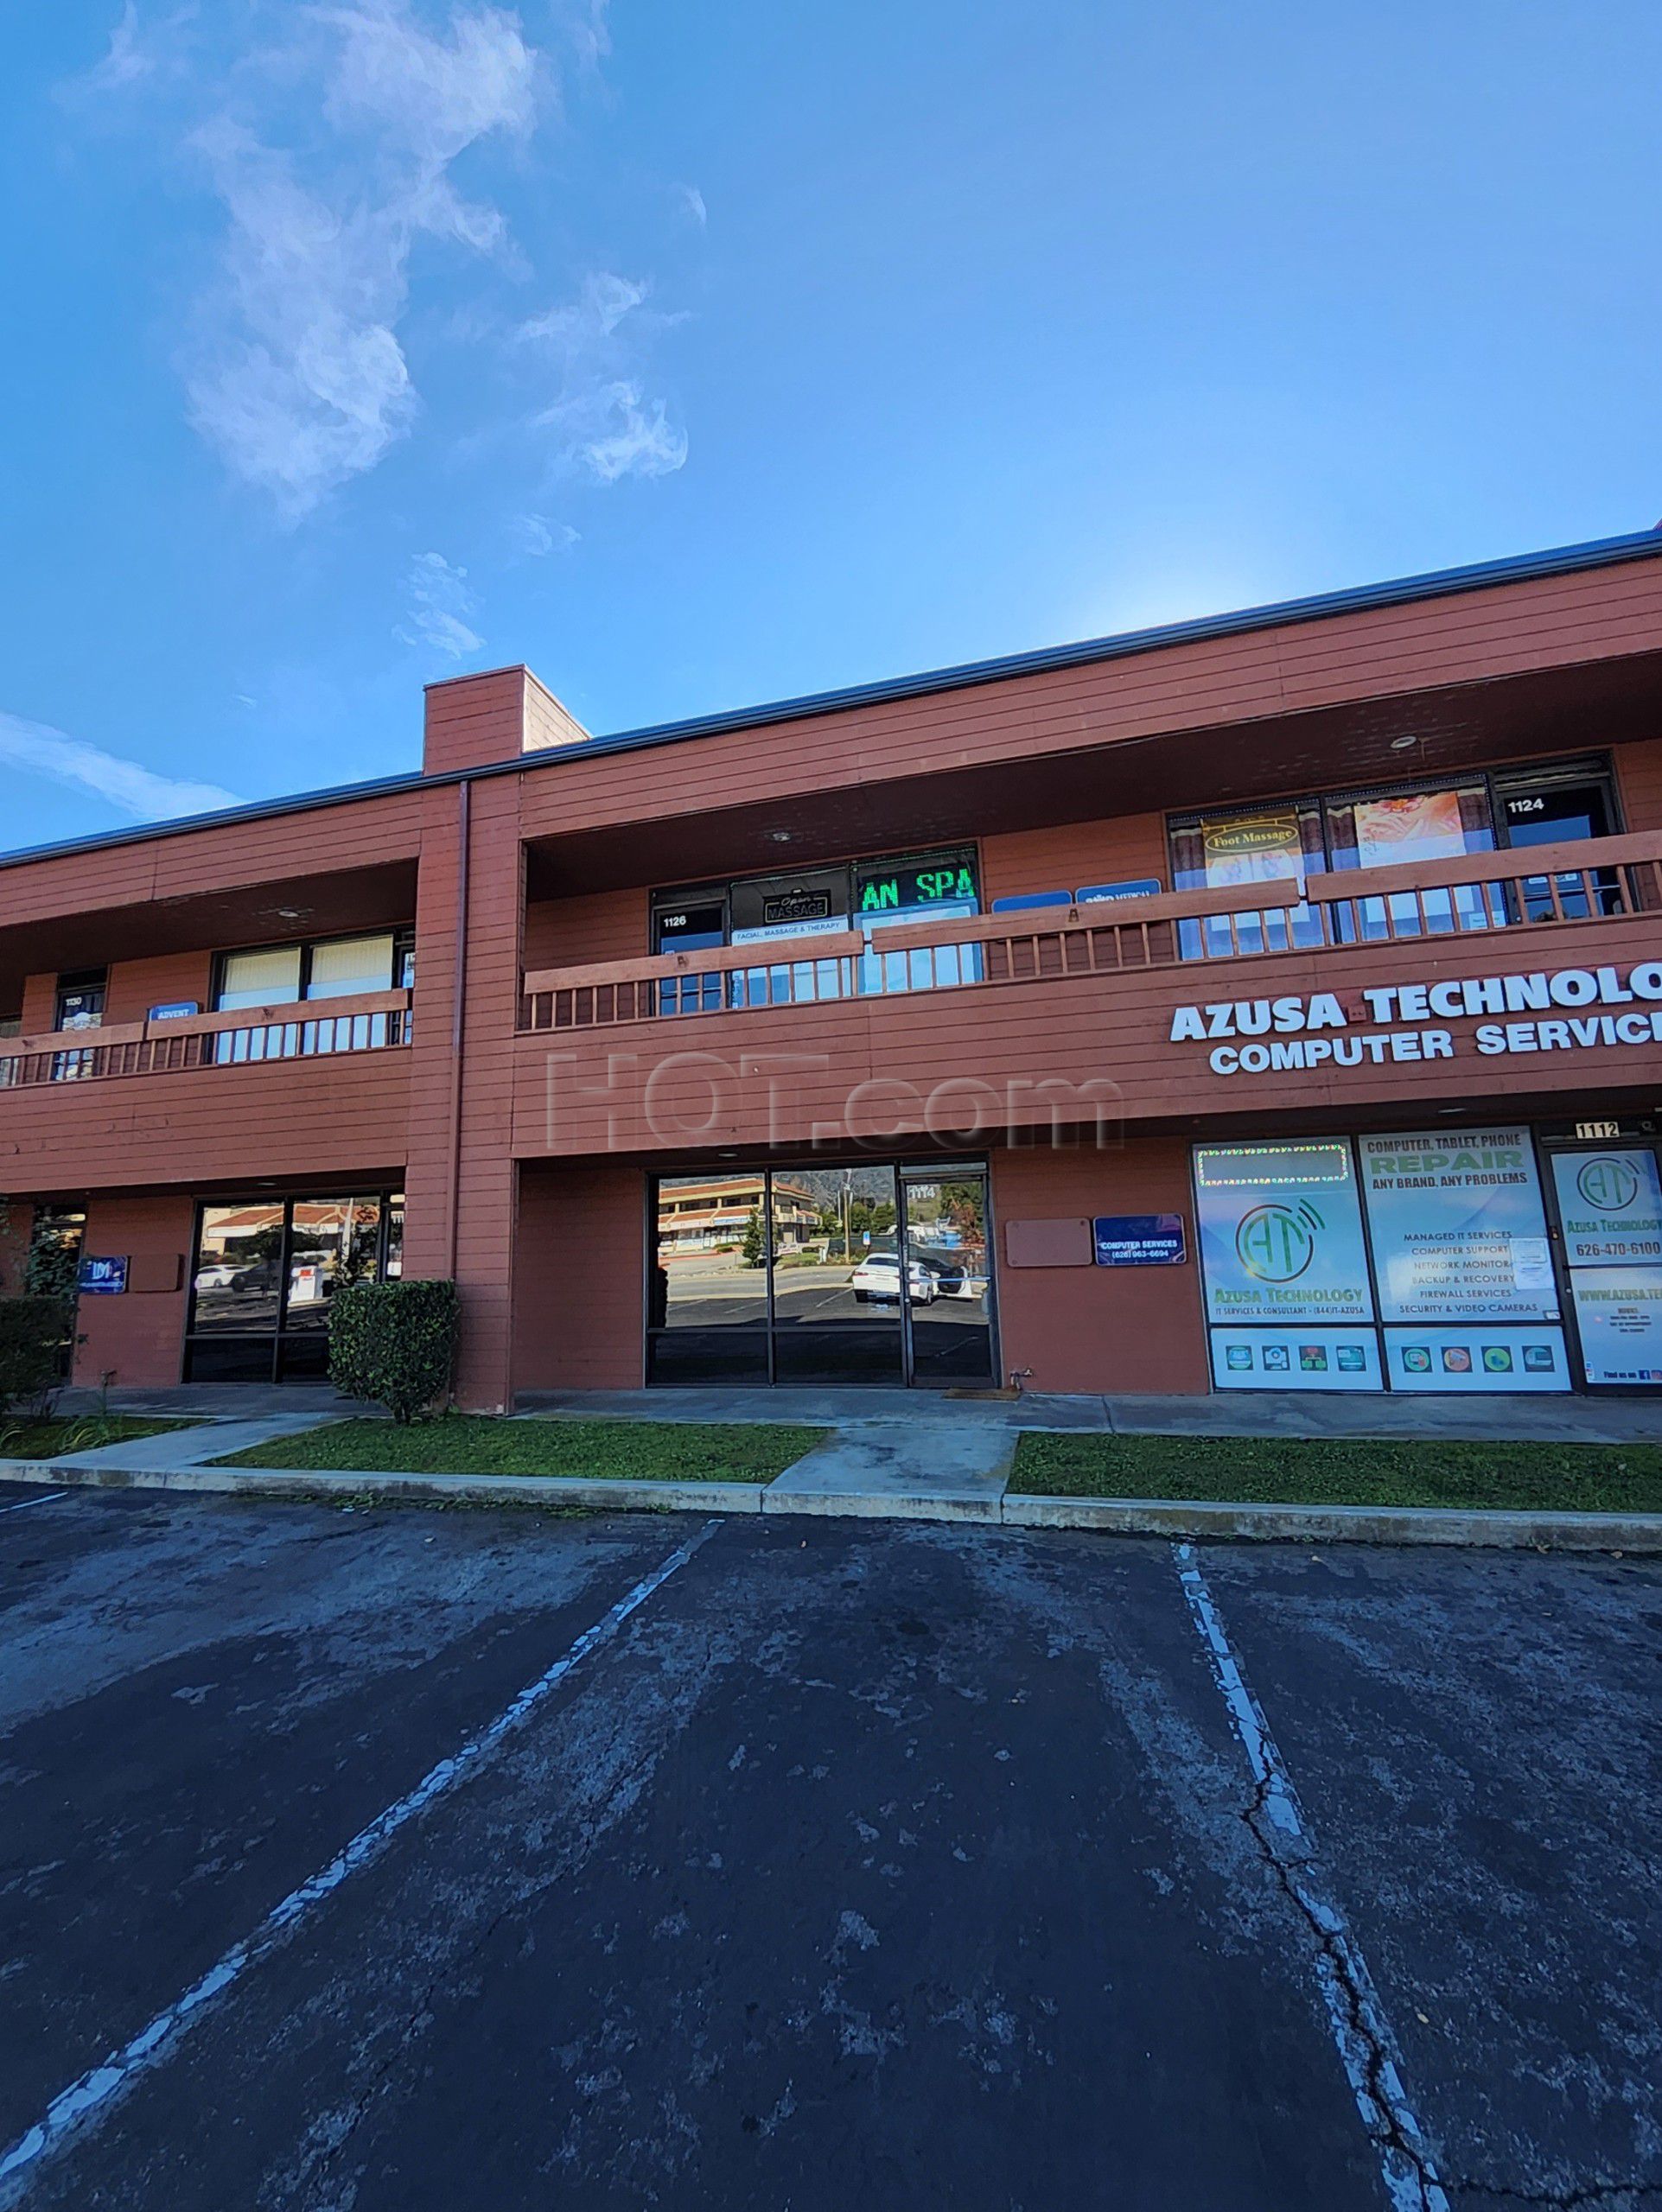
[277,906,303,918]
[767,830,793,842]
[1389,734,1418,752]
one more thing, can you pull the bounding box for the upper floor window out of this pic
[213,930,412,1013]
[1168,757,1621,956]
[50,969,106,1082]
[650,846,981,1014]
[54,969,106,1030]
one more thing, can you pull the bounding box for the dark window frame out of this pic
[209,929,413,1014]
[1166,753,1623,890]
[649,840,985,957]
[183,1188,404,1384]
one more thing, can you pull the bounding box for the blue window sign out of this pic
[1076,879,1162,905]
[1093,1214,1187,1267]
[149,1001,200,1022]
[990,890,1074,914]
[78,1255,129,1295]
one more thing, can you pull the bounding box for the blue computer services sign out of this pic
[1092,1215,1187,1267]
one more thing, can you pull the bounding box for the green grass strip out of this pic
[216,1415,828,1485]
[1009,1432,1662,1513]
[0,1416,198,1460]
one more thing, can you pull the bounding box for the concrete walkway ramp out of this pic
[765,1421,1015,1521]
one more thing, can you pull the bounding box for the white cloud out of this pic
[0,712,241,822]
[185,3,539,518]
[557,0,611,76]
[523,272,688,484]
[674,182,707,227]
[522,270,649,352]
[576,384,687,482]
[74,3,197,98]
[88,3,151,90]
[513,513,578,556]
[397,550,483,658]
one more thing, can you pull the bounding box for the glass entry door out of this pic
[899,1167,997,1386]
[646,1162,994,1387]
[1545,1142,1662,1391]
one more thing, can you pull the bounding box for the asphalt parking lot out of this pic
[1,1482,1658,2212]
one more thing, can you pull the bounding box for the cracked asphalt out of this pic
[1,1481,1658,2211]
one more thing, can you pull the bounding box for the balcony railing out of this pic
[519,830,1662,1032]
[0,988,412,1090]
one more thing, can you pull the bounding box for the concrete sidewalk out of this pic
[4,1404,1659,1551]
[765,1421,1016,1520]
[67,1380,1662,1445]
[517,1384,1662,1445]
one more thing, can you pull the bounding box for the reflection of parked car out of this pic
[194,1262,242,1291]
[851,1252,937,1304]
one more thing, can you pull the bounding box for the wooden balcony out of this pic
[511,834,1662,1159]
[0,989,413,1194]
[520,834,1662,1033]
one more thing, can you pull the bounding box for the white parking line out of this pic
[0,1518,722,2202]
[1173,1542,1451,2212]
[0,1491,67,1516]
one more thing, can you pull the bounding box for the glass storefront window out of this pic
[1195,1135,1575,1394]
[647,1162,995,1388]
[304,935,398,1000]
[216,946,303,1011]
[1169,806,1326,959]
[651,846,983,1014]
[185,1190,404,1382]
[1168,761,1620,962]
[1326,783,1497,940]
[1549,1148,1662,1387]
[190,1202,286,1338]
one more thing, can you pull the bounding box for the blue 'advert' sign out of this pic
[1093,1214,1187,1267]
[77,1255,129,1295]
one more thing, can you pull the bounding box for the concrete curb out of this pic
[1002,1492,1661,1550]
[3,1459,1657,1549]
[0,1460,765,1516]
[761,1485,1003,1524]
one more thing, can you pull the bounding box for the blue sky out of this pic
[3,1,1660,850]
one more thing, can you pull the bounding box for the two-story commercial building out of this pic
[4,530,1661,1407]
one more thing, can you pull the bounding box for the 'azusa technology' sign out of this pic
[1168,960,1662,1078]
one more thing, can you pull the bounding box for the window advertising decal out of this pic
[1564,1269,1662,1386]
[1550,1150,1662,1266]
[1199,811,1306,887]
[1382,1326,1570,1394]
[1359,1131,1559,1326]
[1209,1327,1381,1391]
[1194,1142,1375,1327]
[1350,790,1468,869]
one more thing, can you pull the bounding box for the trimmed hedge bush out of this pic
[328,1280,459,1423]
[0,1297,73,1415]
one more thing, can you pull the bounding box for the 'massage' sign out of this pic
[1169,961,1662,1078]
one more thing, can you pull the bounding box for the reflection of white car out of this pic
[194,1263,243,1291]
[850,1253,937,1304]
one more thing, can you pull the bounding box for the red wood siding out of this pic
[523,888,644,971]
[72,1193,194,1387]
[991,1141,1208,1395]
[105,951,215,1026]
[512,1161,644,1393]
[0,1051,410,1195]
[508,561,1662,847]
[1616,737,1662,832]
[982,813,1169,905]
[513,910,1662,1160]
[404,778,525,1408]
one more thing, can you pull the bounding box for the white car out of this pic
[850,1252,937,1304]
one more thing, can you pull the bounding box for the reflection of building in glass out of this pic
[656,1178,819,1253]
